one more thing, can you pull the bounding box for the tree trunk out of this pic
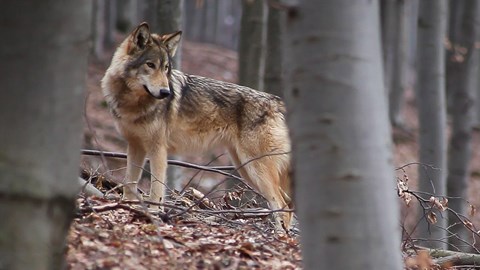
[106,0,116,47]
[447,0,480,251]
[0,1,92,269]
[116,0,134,33]
[381,0,397,97]
[238,0,267,90]
[446,0,465,111]
[388,0,410,127]
[93,0,107,59]
[415,0,448,249]
[263,5,286,98]
[154,0,184,192]
[155,0,184,69]
[286,1,402,269]
[138,0,157,28]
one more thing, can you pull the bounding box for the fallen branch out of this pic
[77,177,103,197]
[417,247,480,266]
[81,149,234,171]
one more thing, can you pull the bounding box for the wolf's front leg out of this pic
[148,146,168,210]
[124,141,146,200]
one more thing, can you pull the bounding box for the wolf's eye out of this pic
[146,62,156,69]
[165,64,169,70]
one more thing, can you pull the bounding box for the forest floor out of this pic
[69,39,480,269]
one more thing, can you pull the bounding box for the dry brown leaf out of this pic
[440,197,448,209]
[427,212,437,224]
[430,196,447,212]
[470,204,476,217]
[397,177,412,206]
[463,219,474,230]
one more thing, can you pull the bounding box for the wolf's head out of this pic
[122,22,182,99]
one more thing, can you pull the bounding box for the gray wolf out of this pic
[101,22,292,229]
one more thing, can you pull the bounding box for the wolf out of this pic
[101,22,292,229]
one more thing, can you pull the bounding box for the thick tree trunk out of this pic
[0,1,92,269]
[238,0,267,90]
[286,0,402,269]
[415,0,448,249]
[264,5,286,98]
[155,0,184,69]
[446,0,480,251]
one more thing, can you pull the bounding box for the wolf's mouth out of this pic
[143,85,156,98]
[143,85,171,99]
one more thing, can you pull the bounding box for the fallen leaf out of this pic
[427,212,437,224]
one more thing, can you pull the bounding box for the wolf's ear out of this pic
[162,31,182,57]
[131,22,151,50]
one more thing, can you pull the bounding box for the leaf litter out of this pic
[67,189,302,269]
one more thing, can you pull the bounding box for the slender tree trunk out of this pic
[154,0,184,192]
[446,0,480,251]
[0,1,92,269]
[407,0,420,73]
[116,0,133,33]
[155,0,184,69]
[106,0,116,47]
[381,0,397,97]
[389,0,410,127]
[263,5,286,98]
[286,1,402,269]
[415,0,448,249]
[93,0,107,59]
[446,0,465,110]
[238,0,267,90]
[92,0,116,60]
[138,0,157,28]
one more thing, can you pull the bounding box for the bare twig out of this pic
[81,149,235,171]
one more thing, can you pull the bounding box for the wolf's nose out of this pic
[159,88,170,99]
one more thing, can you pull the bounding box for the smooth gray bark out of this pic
[0,1,92,269]
[381,0,397,97]
[286,1,402,269]
[415,0,448,249]
[93,0,116,59]
[264,5,286,98]
[116,0,134,32]
[238,0,267,90]
[93,0,107,58]
[446,0,465,110]
[154,0,184,69]
[183,0,241,50]
[389,0,410,127]
[446,0,480,251]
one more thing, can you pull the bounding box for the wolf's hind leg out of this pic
[148,146,168,210]
[124,141,147,200]
[253,160,292,230]
[231,148,291,230]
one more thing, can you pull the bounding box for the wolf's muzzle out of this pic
[143,85,171,99]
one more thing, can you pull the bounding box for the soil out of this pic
[71,39,480,269]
